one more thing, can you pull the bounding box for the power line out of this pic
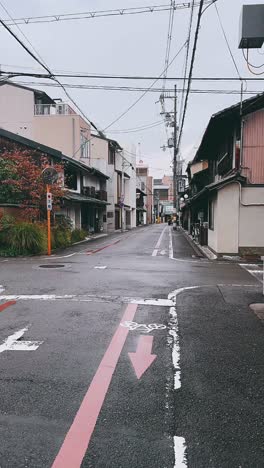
[159,1,174,159]
[179,0,195,125]
[177,0,204,149]
[0,12,51,75]
[214,3,241,79]
[102,40,188,132]
[0,1,50,71]
[0,3,100,133]
[2,69,263,81]
[162,1,176,91]
[69,40,188,161]
[1,1,214,26]
[108,121,164,134]
[8,79,263,95]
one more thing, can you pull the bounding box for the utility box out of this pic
[239,4,264,49]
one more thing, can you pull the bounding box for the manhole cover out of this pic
[39,264,65,269]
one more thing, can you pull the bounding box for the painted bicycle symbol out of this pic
[120,321,166,333]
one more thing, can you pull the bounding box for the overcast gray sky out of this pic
[1,0,264,177]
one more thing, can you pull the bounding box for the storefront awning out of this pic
[64,192,109,206]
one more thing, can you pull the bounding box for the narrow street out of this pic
[0,225,263,467]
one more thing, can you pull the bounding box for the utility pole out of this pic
[173,84,178,231]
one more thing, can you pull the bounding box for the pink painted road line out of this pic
[86,239,120,255]
[0,301,16,313]
[51,303,138,468]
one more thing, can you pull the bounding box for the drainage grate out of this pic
[39,264,65,269]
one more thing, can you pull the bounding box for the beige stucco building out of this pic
[0,82,108,232]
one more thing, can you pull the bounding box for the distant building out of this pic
[136,161,153,225]
[153,174,173,221]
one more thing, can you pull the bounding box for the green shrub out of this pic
[0,214,15,231]
[0,214,15,247]
[52,226,71,249]
[9,222,46,255]
[0,246,20,257]
[71,228,87,243]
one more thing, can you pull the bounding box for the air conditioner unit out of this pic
[56,104,68,115]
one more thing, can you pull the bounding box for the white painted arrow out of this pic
[0,327,43,353]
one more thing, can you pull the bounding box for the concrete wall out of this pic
[0,84,34,138]
[208,196,218,253]
[208,183,264,255]
[239,186,264,248]
[208,184,240,254]
[90,135,108,171]
[190,161,208,177]
[146,176,153,224]
[90,136,117,232]
[217,184,239,253]
[32,115,90,159]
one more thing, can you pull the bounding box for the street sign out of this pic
[47,192,52,211]
[42,167,58,184]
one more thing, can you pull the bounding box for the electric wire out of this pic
[9,79,263,95]
[68,39,188,161]
[214,3,241,79]
[177,0,204,149]
[1,2,214,26]
[242,49,264,69]
[2,69,264,81]
[242,49,264,76]
[102,40,188,133]
[160,1,175,157]
[179,0,195,125]
[0,3,100,132]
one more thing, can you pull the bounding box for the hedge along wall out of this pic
[0,205,25,220]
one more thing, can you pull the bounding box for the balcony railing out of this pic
[81,187,107,201]
[34,103,77,116]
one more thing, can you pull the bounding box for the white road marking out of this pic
[169,227,174,259]
[168,287,198,390]
[173,436,187,468]
[94,266,107,269]
[152,226,167,256]
[130,298,173,306]
[239,263,264,289]
[120,321,166,333]
[0,294,174,306]
[0,294,76,301]
[0,327,43,353]
[44,252,76,259]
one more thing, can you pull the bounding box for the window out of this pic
[80,132,89,159]
[209,199,214,230]
[65,168,78,190]
[108,147,115,165]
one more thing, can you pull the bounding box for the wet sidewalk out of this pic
[171,227,204,259]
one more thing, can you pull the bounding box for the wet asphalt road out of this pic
[0,224,263,468]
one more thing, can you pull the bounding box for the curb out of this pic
[178,229,206,258]
[179,228,219,260]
